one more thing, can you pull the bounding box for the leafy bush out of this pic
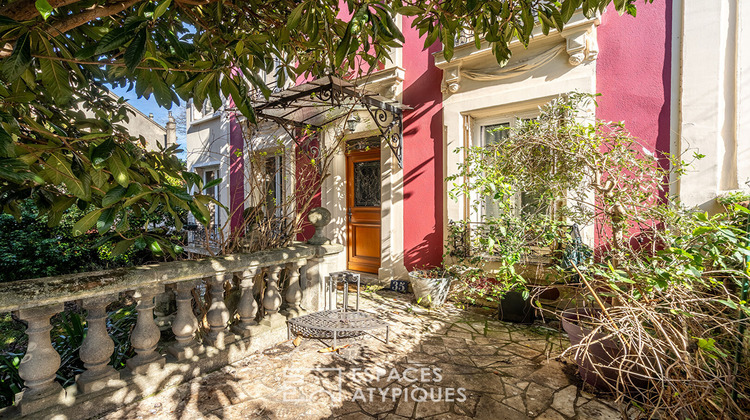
[0,304,138,408]
[0,200,187,283]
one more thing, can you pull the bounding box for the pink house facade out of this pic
[186,1,750,280]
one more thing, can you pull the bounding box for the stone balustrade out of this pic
[0,243,343,419]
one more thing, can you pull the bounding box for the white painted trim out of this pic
[669,0,682,198]
[192,160,222,169]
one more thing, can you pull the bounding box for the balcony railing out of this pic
[0,242,344,418]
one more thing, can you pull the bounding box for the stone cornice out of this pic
[356,65,406,100]
[433,11,600,94]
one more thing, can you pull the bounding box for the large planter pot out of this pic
[561,308,650,392]
[408,271,451,308]
[498,291,535,324]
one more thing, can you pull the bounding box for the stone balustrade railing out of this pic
[0,242,343,419]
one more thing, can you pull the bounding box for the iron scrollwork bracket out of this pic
[364,105,403,168]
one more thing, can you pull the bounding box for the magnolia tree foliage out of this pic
[0,0,651,253]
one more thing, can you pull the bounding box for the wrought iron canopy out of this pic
[252,75,407,168]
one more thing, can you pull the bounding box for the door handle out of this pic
[347,208,352,222]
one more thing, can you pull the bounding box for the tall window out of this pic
[474,115,552,221]
[202,168,220,230]
[265,155,284,219]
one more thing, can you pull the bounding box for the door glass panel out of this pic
[353,160,380,207]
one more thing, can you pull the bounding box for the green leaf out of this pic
[287,2,305,30]
[716,299,738,310]
[39,58,73,106]
[0,157,38,183]
[334,36,351,68]
[188,201,209,225]
[102,185,126,207]
[91,137,116,167]
[107,153,130,187]
[182,171,201,190]
[395,6,423,15]
[148,238,164,256]
[112,239,135,256]
[97,207,117,233]
[222,76,255,123]
[48,153,89,199]
[203,177,221,191]
[90,169,108,188]
[94,19,146,55]
[35,0,54,19]
[124,28,148,72]
[3,32,31,81]
[151,74,173,107]
[122,192,150,207]
[153,0,171,19]
[0,127,14,157]
[73,209,103,236]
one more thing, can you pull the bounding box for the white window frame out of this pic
[200,167,221,229]
[471,112,540,223]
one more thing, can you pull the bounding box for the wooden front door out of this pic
[346,149,381,273]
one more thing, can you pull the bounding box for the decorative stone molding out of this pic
[561,24,599,66]
[433,10,601,71]
[357,66,405,100]
[442,64,462,93]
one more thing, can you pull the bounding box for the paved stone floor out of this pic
[98,289,623,420]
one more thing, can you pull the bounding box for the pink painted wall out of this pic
[594,3,672,250]
[228,114,245,232]
[596,3,672,158]
[295,133,322,242]
[401,17,444,270]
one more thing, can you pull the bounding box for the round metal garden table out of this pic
[287,271,389,347]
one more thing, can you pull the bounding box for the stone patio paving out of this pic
[98,289,622,420]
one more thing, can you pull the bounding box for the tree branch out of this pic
[47,0,143,35]
[0,0,82,21]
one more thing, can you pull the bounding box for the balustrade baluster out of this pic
[261,264,285,327]
[78,296,119,393]
[15,304,64,415]
[168,281,200,360]
[233,267,260,336]
[283,260,306,317]
[206,272,233,348]
[126,286,165,374]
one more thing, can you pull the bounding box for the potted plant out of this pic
[408,266,453,308]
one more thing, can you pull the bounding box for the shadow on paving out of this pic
[98,291,624,420]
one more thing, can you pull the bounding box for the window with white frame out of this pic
[264,154,284,219]
[189,99,217,121]
[201,167,221,229]
[472,114,553,222]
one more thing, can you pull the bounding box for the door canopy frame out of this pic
[250,75,408,168]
